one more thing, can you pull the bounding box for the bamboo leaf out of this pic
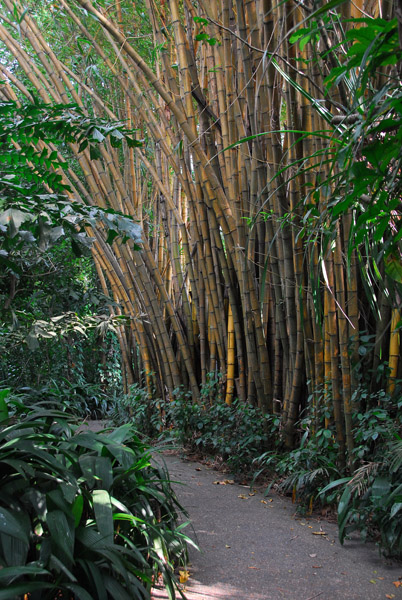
[310,0,347,19]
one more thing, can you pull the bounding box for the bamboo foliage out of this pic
[0,0,400,464]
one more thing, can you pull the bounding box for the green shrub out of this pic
[0,390,191,599]
[108,383,161,438]
[107,374,280,473]
[167,381,279,473]
[351,385,402,460]
[320,441,402,558]
[316,385,402,557]
[318,390,402,558]
[11,381,112,420]
[254,424,342,512]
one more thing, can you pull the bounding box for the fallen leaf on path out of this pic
[195,467,201,471]
[249,491,256,496]
[393,581,402,588]
[309,554,317,558]
[179,570,190,584]
[378,577,384,580]
[386,594,396,599]
[312,566,322,569]
[370,580,377,584]
[248,567,260,569]
[312,531,327,535]
[238,494,248,499]
[213,479,235,485]
[225,545,231,548]
[261,500,268,504]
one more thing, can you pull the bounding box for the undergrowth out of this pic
[109,374,280,473]
[107,373,402,559]
[0,388,192,599]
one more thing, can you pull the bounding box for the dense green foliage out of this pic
[166,390,277,474]
[312,16,402,299]
[0,99,139,409]
[109,372,402,557]
[109,375,279,474]
[0,0,401,569]
[0,100,142,265]
[0,391,190,599]
[0,239,126,415]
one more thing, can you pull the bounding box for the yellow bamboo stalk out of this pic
[225,303,236,405]
[388,308,401,395]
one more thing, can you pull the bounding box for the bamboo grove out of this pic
[0,0,401,464]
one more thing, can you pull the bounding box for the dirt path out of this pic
[152,453,401,600]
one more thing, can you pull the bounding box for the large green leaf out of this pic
[372,476,392,500]
[49,554,77,582]
[76,559,108,600]
[0,535,29,568]
[72,494,84,528]
[104,574,138,600]
[93,456,114,491]
[0,564,50,580]
[0,389,10,422]
[64,582,96,600]
[93,489,114,544]
[0,582,54,599]
[76,526,110,550]
[47,510,75,566]
[338,485,353,544]
[0,507,29,544]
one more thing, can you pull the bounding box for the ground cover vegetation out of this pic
[0,392,191,599]
[0,0,402,578]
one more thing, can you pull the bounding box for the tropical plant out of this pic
[108,382,162,438]
[320,438,402,558]
[254,421,342,512]
[0,99,142,265]
[166,378,279,473]
[1,0,399,461]
[0,390,191,599]
[0,98,141,398]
